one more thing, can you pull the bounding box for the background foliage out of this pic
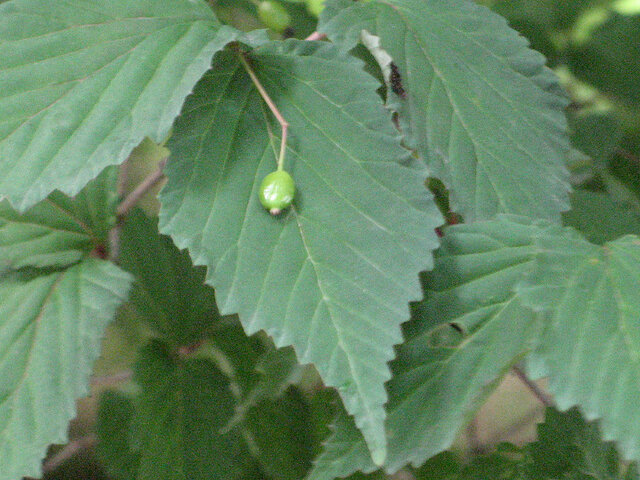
[1,0,640,479]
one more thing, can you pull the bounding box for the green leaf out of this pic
[97,391,140,480]
[233,345,303,419]
[563,190,640,245]
[309,215,544,478]
[458,444,529,480]
[518,230,640,462]
[319,0,571,222]
[119,209,220,345]
[0,259,132,480]
[529,408,624,480]
[244,388,314,480]
[0,166,118,270]
[569,13,640,105]
[421,408,637,480]
[159,39,443,463]
[0,0,241,211]
[413,452,460,480]
[115,341,253,480]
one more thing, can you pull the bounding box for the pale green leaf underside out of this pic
[308,215,544,479]
[0,166,119,270]
[518,230,640,462]
[320,0,571,222]
[0,0,239,211]
[159,40,443,463]
[0,259,132,480]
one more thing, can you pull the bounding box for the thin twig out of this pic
[305,31,327,41]
[237,53,289,172]
[90,369,134,387]
[116,157,168,217]
[467,416,486,455]
[42,434,97,474]
[512,366,554,407]
[107,226,122,263]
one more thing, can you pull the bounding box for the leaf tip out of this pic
[371,447,386,467]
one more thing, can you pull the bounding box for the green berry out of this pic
[305,0,325,17]
[259,170,296,215]
[258,1,292,33]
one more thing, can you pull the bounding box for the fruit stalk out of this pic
[238,52,289,173]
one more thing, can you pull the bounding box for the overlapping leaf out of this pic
[319,0,571,222]
[159,39,443,463]
[411,408,637,480]
[0,166,118,269]
[0,259,132,480]
[0,0,241,211]
[529,407,627,480]
[98,341,313,480]
[98,342,252,480]
[244,389,314,480]
[119,210,220,345]
[308,215,545,479]
[518,229,640,461]
[563,190,640,245]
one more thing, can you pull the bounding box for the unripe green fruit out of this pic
[259,170,296,215]
[258,1,292,33]
[305,0,325,17]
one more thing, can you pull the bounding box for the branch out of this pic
[305,31,327,41]
[42,434,97,474]
[116,157,168,217]
[90,369,134,387]
[512,365,554,407]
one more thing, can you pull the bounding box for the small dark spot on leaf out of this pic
[449,322,464,334]
[389,62,406,98]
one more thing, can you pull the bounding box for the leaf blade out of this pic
[0,0,240,211]
[518,230,640,462]
[320,0,571,222]
[309,215,545,479]
[159,39,443,463]
[0,259,132,480]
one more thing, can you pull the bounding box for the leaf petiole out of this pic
[238,52,289,172]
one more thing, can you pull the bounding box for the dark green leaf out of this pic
[319,0,571,222]
[126,342,252,480]
[159,39,443,463]
[563,190,640,245]
[309,215,544,478]
[569,13,640,105]
[244,388,314,480]
[97,391,140,480]
[119,209,221,345]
